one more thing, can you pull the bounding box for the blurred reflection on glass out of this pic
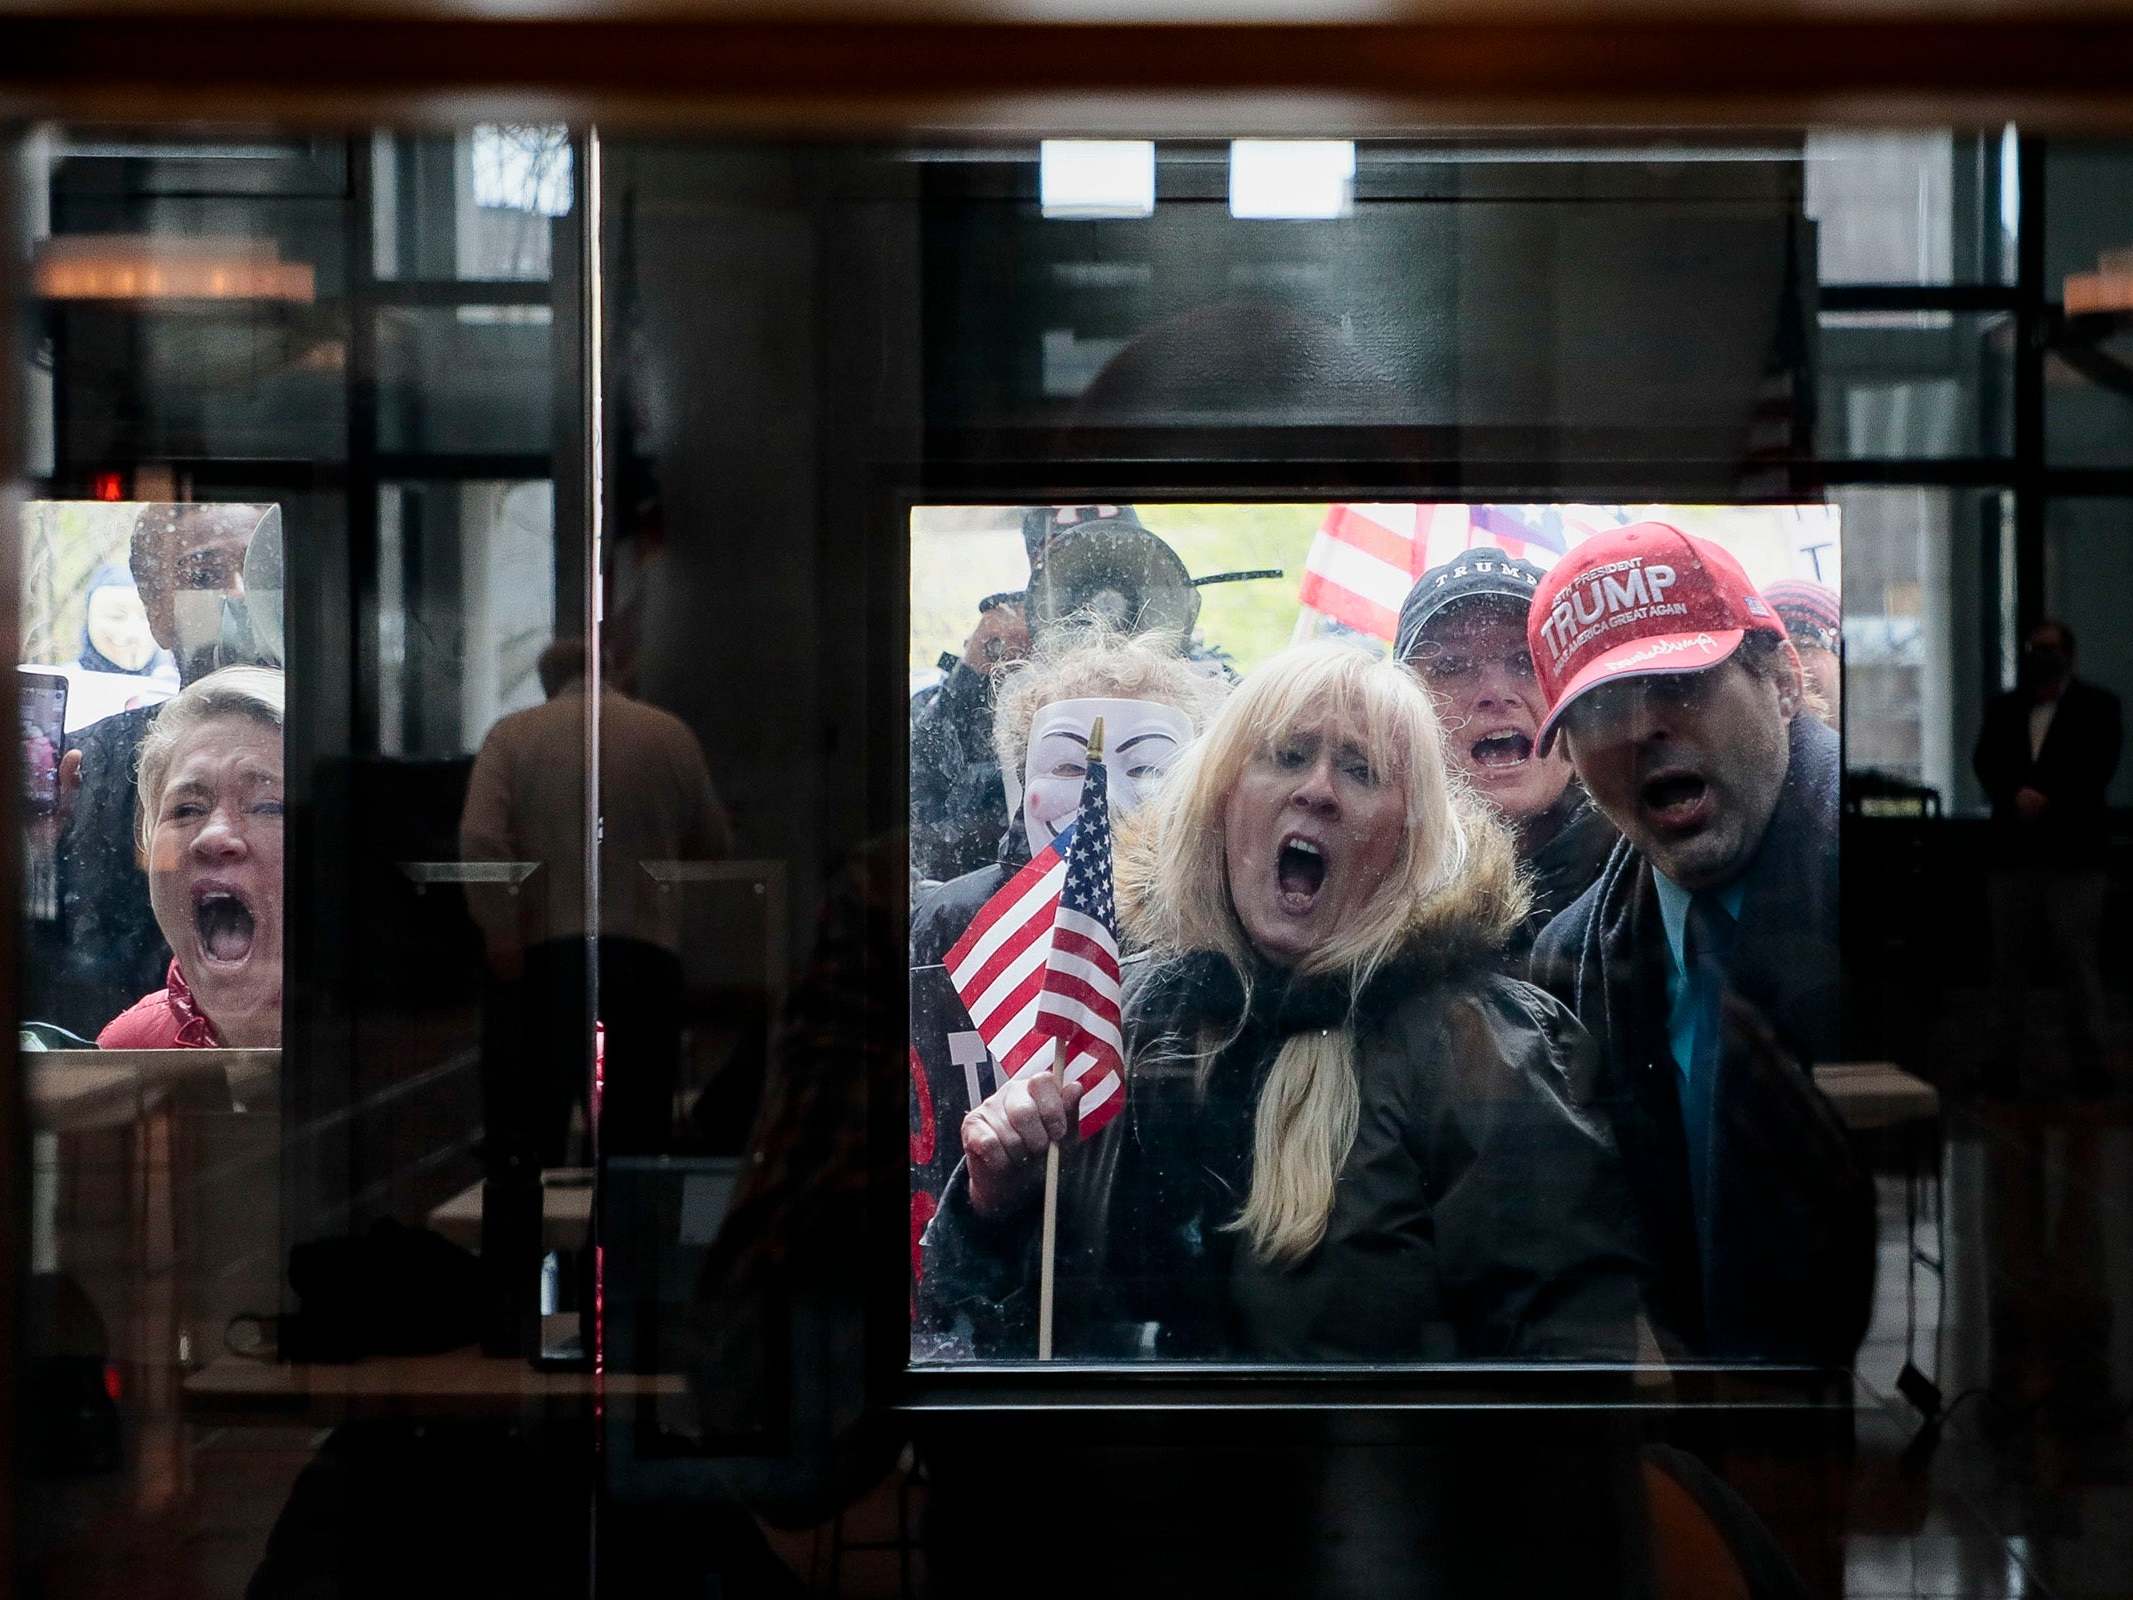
[19,501,273,1035]
[1973,619,2123,1098]
[76,565,168,678]
[99,666,285,1047]
[460,637,733,1166]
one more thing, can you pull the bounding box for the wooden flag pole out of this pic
[1037,713,1103,1362]
[1036,1135,1062,1361]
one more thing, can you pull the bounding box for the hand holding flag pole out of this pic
[943,713,1127,1360]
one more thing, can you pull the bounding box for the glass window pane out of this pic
[2045,138,2133,297]
[902,494,1842,1367]
[18,110,2118,1600]
[2045,497,2133,810]
[16,123,583,1600]
[1804,129,2003,283]
[374,305,556,456]
[375,481,555,756]
[2046,324,2133,467]
[371,127,570,282]
[2040,140,2133,467]
[1817,311,2011,456]
[1828,485,1993,813]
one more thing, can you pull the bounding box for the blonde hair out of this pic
[990,620,1230,778]
[134,665,287,856]
[1117,640,1524,1266]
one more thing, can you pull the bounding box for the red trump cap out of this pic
[1528,522,1789,754]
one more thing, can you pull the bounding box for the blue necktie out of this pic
[1681,892,1737,1274]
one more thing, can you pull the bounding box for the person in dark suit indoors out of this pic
[1974,617,2124,1097]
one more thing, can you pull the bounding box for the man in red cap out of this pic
[1525,522,1872,1369]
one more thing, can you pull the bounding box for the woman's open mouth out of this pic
[1640,771,1713,832]
[1469,729,1533,772]
[1276,834,1329,914]
[194,886,258,966]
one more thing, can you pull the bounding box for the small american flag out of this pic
[943,758,1126,1136]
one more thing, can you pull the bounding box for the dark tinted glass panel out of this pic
[374,307,557,457]
[1817,311,2012,457]
[2045,498,2133,809]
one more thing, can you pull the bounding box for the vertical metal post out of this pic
[348,138,383,753]
[583,129,604,1135]
[2011,133,2047,642]
[578,123,606,1600]
[0,125,32,1589]
[580,120,605,1307]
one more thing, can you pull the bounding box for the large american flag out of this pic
[1296,504,1431,640]
[943,758,1127,1136]
[1298,504,1572,641]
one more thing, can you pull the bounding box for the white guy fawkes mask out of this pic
[1006,696,1196,853]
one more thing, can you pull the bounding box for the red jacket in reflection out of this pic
[98,960,222,1049]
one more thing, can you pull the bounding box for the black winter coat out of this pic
[909,664,1011,884]
[1529,714,1874,1367]
[909,812,1029,968]
[920,952,1650,1363]
[33,704,170,1036]
[1509,784,1620,965]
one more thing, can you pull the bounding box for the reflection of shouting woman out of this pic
[98,667,284,1049]
[924,642,1646,1361]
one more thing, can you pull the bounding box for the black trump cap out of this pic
[1395,548,1549,662]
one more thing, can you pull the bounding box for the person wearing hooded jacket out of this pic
[920,642,1648,1362]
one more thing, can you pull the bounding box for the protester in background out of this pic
[98,666,285,1049]
[75,563,170,679]
[1526,523,1872,1369]
[38,503,266,1037]
[461,637,734,1162]
[909,505,1230,882]
[1973,618,2123,1097]
[910,624,1228,966]
[1396,549,1619,961]
[924,641,1646,1362]
[1761,578,1842,731]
